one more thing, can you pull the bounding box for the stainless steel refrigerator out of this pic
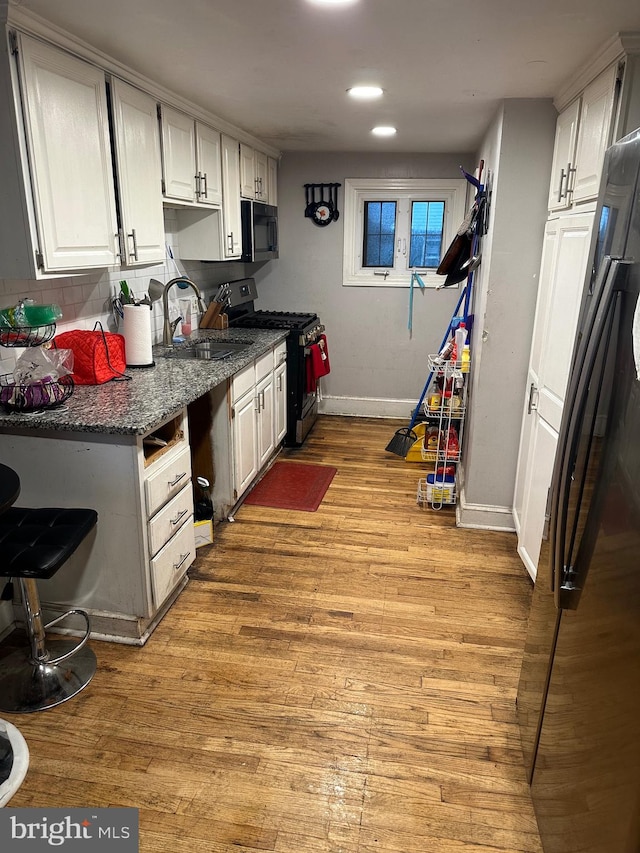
[517,128,640,853]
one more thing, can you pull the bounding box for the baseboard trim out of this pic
[456,482,516,532]
[318,395,413,419]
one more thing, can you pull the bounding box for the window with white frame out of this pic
[342,178,468,288]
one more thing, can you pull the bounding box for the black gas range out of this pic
[224,279,325,446]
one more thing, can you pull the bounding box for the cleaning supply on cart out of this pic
[461,344,470,373]
[450,322,467,363]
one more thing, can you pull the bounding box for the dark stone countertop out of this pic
[0,329,286,437]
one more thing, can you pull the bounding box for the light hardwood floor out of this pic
[4,415,542,852]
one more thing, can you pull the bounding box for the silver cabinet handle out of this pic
[227,232,234,252]
[277,375,282,392]
[128,228,138,261]
[195,172,201,197]
[255,395,260,413]
[116,231,125,261]
[566,162,576,198]
[202,172,208,198]
[168,471,187,487]
[527,382,538,414]
[260,390,265,410]
[557,168,566,202]
[170,508,189,526]
[173,552,191,571]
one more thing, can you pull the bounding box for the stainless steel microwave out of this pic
[240,201,278,263]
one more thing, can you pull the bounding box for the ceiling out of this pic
[10,0,640,153]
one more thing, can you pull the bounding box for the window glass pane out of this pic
[409,201,445,268]
[363,201,396,267]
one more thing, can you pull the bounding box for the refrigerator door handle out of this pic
[551,259,624,607]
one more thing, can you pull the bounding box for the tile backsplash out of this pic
[0,210,251,374]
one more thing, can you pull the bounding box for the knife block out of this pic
[211,313,228,329]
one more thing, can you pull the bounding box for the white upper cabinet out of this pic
[547,63,619,212]
[159,104,223,206]
[255,151,268,202]
[221,135,242,258]
[15,33,119,273]
[267,156,278,207]
[571,64,619,203]
[109,78,165,266]
[159,105,197,202]
[195,123,223,206]
[240,144,273,202]
[548,99,580,212]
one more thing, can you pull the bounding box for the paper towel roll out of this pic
[122,304,154,367]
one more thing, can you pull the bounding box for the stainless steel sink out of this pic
[163,340,253,360]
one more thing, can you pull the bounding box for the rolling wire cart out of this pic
[416,163,487,510]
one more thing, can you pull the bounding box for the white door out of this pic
[274,361,287,444]
[572,64,618,204]
[110,79,165,266]
[517,417,558,581]
[221,135,242,258]
[160,105,196,202]
[18,34,118,271]
[233,390,258,497]
[195,123,222,206]
[256,373,275,468]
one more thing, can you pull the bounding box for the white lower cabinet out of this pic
[229,340,287,502]
[0,409,195,644]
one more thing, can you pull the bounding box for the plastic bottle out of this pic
[451,322,467,363]
[461,344,470,373]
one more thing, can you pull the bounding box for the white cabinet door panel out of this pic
[196,123,222,206]
[256,373,274,468]
[548,99,580,213]
[537,215,593,432]
[517,418,558,581]
[572,64,618,204]
[18,34,118,270]
[161,105,196,202]
[110,79,165,265]
[221,135,242,258]
[233,390,258,497]
[240,143,255,199]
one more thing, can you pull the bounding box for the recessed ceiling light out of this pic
[372,126,397,137]
[347,86,383,100]
[306,0,358,5]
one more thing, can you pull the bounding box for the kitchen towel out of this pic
[306,334,331,393]
[122,304,153,367]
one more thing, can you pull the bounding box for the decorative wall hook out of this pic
[303,183,341,226]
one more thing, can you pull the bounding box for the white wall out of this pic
[457,99,557,530]
[254,152,476,417]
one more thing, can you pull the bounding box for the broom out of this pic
[385,286,467,457]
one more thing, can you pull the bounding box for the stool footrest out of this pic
[42,609,91,665]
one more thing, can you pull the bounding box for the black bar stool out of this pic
[0,507,98,713]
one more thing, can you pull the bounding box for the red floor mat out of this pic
[243,462,337,512]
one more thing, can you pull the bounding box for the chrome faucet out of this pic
[162,277,207,346]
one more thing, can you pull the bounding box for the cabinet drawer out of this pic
[147,482,193,556]
[274,341,287,367]
[232,362,255,402]
[145,444,192,517]
[150,516,195,607]
[255,350,273,382]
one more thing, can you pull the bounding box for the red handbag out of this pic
[53,327,127,385]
